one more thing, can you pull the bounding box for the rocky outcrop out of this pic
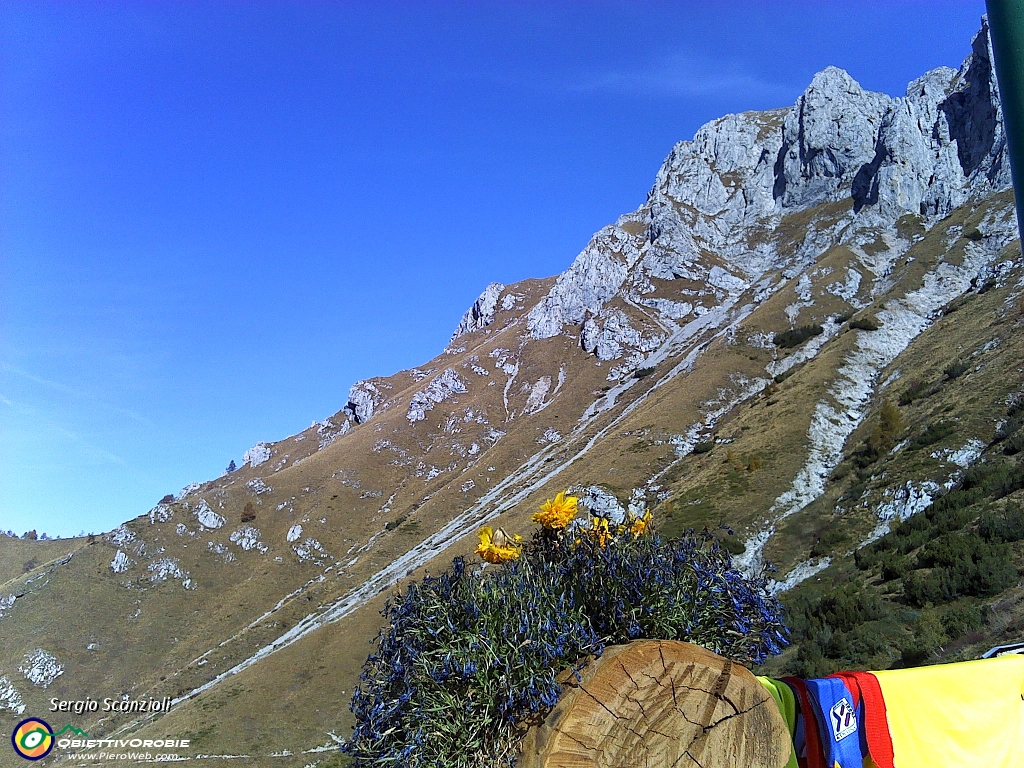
[242,442,271,468]
[580,310,662,363]
[526,224,645,340]
[450,282,505,342]
[344,380,387,424]
[407,369,468,423]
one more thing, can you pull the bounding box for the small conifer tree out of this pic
[867,398,905,455]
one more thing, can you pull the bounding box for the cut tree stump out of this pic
[516,640,789,768]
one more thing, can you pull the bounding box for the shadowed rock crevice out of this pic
[941,18,1000,179]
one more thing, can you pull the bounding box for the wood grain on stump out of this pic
[517,640,789,768]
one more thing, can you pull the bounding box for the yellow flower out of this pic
[590,516,611,549]
[629,510,653,538]
[475,526,522,564]
[532,491,579,530]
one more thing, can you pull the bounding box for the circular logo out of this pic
[11,718,54,761]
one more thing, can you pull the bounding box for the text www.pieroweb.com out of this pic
[58,737,189,761]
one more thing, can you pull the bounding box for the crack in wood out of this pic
[519,642,786,768]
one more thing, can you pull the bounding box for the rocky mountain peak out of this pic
[776,65,890,209]
[513,19,1011,375]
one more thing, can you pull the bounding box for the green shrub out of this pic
[962,460,1024,499]
[633,366,655,379]
[880,555,911,582]
[996,417,1023,442]
[943,360,969,381]
[692,439,715,454]
[830,463,852,482]
[810,527,851,558]
[799,448,1023,674]
[787,586,886,636]
[899,611,947,665]
[941,603,984,638]
[823,621,895,663]
[943,294,972,315]
[917,532,984,569]
[978,502,1024,543]
[774,324,824,349]
[784,584,900,676]
[903,536,1016,607]
[849,317,880,331]
[899,380,941,406]
[908,421,956,450]
[994,399,1024,443]
[718,534,746,555]
[854,547,880,571]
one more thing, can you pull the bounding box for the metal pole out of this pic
[987,0,1024,241]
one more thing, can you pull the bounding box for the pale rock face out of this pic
[580,318,601,354]
[638,297,693,319]
[866,481,943,544]
[652,109,784,236]
[148,558,195,589]
[230,526,269,553]
[0,676,25,714]
[580,486,627,525]
[524,376,552,413]
[108,524,136,547]
[286,524,303,543]
[246,477,271,495]
[148,503,173,524]
[344,380,386,424]
[581,310,662,361]
[194,500,226,530]
[526,224,644,339]
[178,482,202,499]
[110,550,133,574]
[941,21,1008,189]
[316,418,351,450]
[777,67,891,209]
[0,593,16,620]
[933,439,987,468]
[407,369,468,422]
[20,649,63,688]
[500,293,523,311]
[243,442,272,468]
[293,537,328,564]
[707,265,747,294]
[450,282,505,341]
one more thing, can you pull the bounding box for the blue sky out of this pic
[0,1,987,537]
